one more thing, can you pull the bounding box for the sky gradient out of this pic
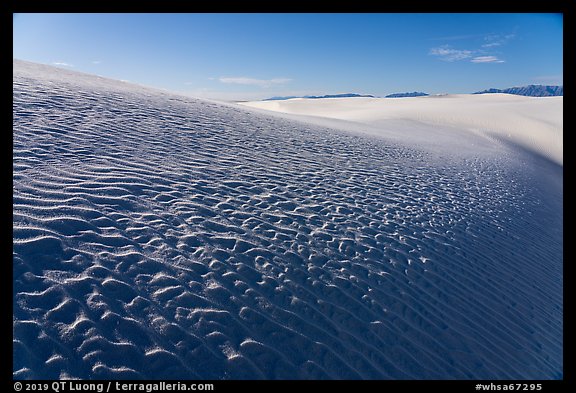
[13,13,563,101]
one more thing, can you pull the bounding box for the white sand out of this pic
[240,94,563,166]
[13,60,562,379]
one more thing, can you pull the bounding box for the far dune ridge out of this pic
[14,60,562,379]
[240,94,562,166]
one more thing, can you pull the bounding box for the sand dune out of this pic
[13,60,562,379]
[240,94,563,166]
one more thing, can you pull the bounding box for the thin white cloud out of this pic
[219,77,292,88]
[91,60,102,65]
[481,42,501,48]
[431,30,517,63]
[429,33,485,41]
[429,46,473,62]
[471,56,505,63]
[481,32,516,48]
[52,61,74,67]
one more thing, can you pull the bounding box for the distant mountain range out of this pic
[385,92,429,98]
[473,85,563,97]
[262,85,563,101]
[263,93,374,101]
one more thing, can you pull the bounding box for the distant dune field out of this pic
[240,94,562,166]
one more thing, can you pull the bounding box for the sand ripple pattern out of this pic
[13,61,562,379]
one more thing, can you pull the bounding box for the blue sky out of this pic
[13,13,563,101]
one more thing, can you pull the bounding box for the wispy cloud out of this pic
[52,61,74,67]
[481,32,516,48]
[429,33,485,41]
[429,30,516,64]
[91,60,102,65]
[471,56,505,63]
[218,77,292,88]
[481,42,501,48]
[429,46,473,62]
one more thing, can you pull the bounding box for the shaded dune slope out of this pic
[13,61,562,379]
